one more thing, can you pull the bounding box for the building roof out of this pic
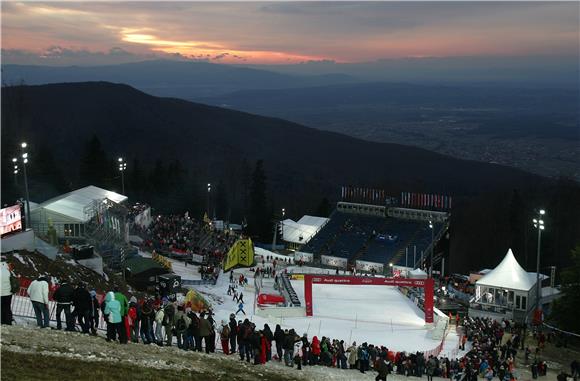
[476,248,544,291]
[282,215,329,244]
[125,256,166,276]
[37,185,127,222]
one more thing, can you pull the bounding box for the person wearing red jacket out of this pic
[311,336,321,365]
[260,332,268,364]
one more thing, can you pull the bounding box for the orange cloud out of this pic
[120,29,324,63]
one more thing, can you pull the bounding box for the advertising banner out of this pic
[0,204,22,237]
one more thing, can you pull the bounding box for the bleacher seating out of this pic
[301,210,444,267]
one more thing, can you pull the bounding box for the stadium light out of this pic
[429,220,434,278]
[19,142,31,229]
[207,183,211,217]
[118,157,127,194]
[533,209,546,320]
[282,208,286,217]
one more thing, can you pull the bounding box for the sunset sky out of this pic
[2,1,578,65]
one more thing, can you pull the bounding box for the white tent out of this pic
[476,248,540,292]
[409,268,428,279]
[281,215,329,244]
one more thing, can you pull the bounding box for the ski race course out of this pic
[168,251,460,356]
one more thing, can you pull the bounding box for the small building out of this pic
[30,185,127,240]
[124,256,169,291]
[469,248,547,323]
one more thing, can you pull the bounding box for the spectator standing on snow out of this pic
[375,355,391,381]
[154,305,165,346]
[27,276,50,328]
[53,280,74,331]
[0,262,18,326]
[89,290,100,335]
[219,320,230,354]
[140,299,155,344]
[198,311,212,353]
[347,342,358,369]
[114,287,129,342]
[174,305,190,350]
[274,324,285,362]
[228,314,238,354]
[239,292,244,304]
[128,296,139,342]
[72,282,92,334]
[263,324,274,361]
[163,301,175,347]
[426,355,436,381]
[358,342,370,373]
[104,291,123,343]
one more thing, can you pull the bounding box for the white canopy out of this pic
[281,215,329,244]
[476,248,541,292]
[38,185,127,222]
[409,268,428,279]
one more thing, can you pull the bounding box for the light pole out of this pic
[207,183,211,218]
[389,262,393,277]
[118,157,127,195]
[429,220,434,278]
[12,157,19,185]
[20,142,31,230]
[533,209,545,317]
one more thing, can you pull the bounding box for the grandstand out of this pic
[300,202,448,273]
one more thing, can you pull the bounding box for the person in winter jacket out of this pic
[238,319,252,362]
[154,305,165,345]
[283,329,301,367]
[375,356,391,381]
[128,296,139,342]
[274,324,285,361]
[0,262,16,325]
[72,282,92,333]
[104,291,123,342]
[207,311,216,353]
[311,336,321,365]
[140,299,155,344]
[114,287,129,342]
[228,314,238,354]
[263,324,274,361]
[218,320,231,354]
[53,280,74,331]
[174,305,191,349]
[358,343,370,373]
[27,276,50,328]
[259,331,270,364]
[347,342,358,369]
[163,302,175,346]
[426,356,436,381]
[198,312,212,353]
[89,290,100,335]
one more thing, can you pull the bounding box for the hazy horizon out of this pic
[2,2,578,66]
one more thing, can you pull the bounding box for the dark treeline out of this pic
[1,82,579,275]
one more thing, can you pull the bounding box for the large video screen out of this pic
[0,204,23,237]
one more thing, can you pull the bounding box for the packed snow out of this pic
[182,259,446,354]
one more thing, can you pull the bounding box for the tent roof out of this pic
[38,185,127,222]
[476,249,541,291]
[282,215,329,244]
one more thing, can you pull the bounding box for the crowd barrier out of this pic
[10,287,108,331]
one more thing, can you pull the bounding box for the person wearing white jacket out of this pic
[1,262,14,325]
[154,306,165,345]
[27,276,50,328]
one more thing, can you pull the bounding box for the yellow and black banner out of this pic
[223,238,255,271]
